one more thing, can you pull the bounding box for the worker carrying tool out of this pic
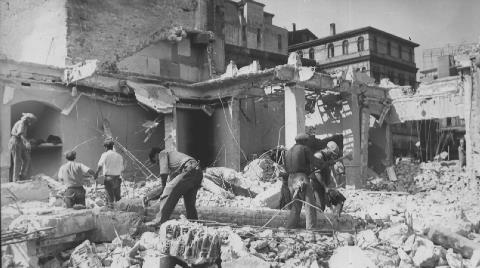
[58,151,95,208]
[311,141,351,214]
[94,139,124,208]
[9,113,37,181]
[284,133,317,230]
[145,147,203,227]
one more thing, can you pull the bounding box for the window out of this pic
[372,36,377,52]
[308,48,315,60]
[398,45,402,58]
[342,40,349,55]
[409,48,414,62]
[327,43,334,58]
[387,41,391,55]
[277,34,282,50]
[256,29,261,47]
[357,36,364,51]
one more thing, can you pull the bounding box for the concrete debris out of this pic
[69,240,102,268]
[243,158,285,183]
[328,246,376,268]
[378,223,409,248]
[411,236,437,268]
[356,229,379,249]
[446,248,465,268]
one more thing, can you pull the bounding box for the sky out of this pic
[260,0,480,69]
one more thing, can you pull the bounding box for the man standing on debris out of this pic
[145,147,203,227]
[58,151,95,208]
[9,113,37,181]
[284,133,317,229]
[311,141,341,212]
[94,139,124,208]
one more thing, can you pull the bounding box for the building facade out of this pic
[289,24,419,86]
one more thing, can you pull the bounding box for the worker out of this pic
[94,139,124,208]
[9,113,36,181]
[284,133,317,229]
[58,151,95,208]
[145,147,202,227]
[458,138,466,168]
[311,141,341,211]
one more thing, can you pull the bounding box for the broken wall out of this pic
[117,38,210,82]
[65,0,203,71]
[0,82,163,181]
[239,95,285,165]
[0,0,68,67]
[467,70,480,177]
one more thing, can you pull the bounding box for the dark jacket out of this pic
[285,143,312,174]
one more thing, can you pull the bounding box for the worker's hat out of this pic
[21,113,37,121]
[326,141,340,155]
[295,133,309,142]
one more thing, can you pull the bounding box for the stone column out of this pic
[385,123,393,166]
[0,100,11,183]
[284,85,305,149]
[343,91,362,188]
[360,108,370,181]
[164,109,177,151]
[224,98,241,170]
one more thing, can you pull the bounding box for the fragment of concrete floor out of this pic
[1,174,63,206]
[328,246,376,268]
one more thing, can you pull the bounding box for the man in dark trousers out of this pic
[145,147,203,227]
[58,151,95,208]
[311,141,340,211]
[9,113,36,181]
[284,133,317,229]
[94,140,124,208]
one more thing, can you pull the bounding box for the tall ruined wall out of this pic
[469,70,480,177]
[239,95,285,164]
[0,0,68,67]
[65,0,203,71]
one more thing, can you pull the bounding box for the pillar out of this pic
[385,123,393,166]
[360,108,370,181]
[164,109,177,151]
[284,85,305,148]
[1,98,12,183]
[343,91,362,188]
[224,98,241,170]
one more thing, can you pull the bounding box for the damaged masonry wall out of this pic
[0,81,163,181]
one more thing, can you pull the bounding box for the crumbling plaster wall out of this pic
[0,0,67,67]
[65,0,203,71]
[212,99,241,170]
[239,95,285,165]
[467,70,480,177]
[0,82,163,181]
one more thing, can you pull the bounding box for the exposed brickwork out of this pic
[66,0,201,72]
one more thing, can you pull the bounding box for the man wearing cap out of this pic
[94,140,124,208]
[9,113,36,181]
[58,151,95,208]
[284,133,317,229]
[311,141,342,211]
[145,147,202,227]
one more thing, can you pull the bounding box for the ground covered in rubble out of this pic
[2,159,480,267]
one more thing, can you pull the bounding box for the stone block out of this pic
[177,39,191,57]
[329,246,376,268]
[146,57,160,76]
[1,177,57,205]
[90,210,143,242]
[179,64,199,82]
[222,255,270,268]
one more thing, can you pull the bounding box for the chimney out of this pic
[330,23,336,36]
[292,23,296,32]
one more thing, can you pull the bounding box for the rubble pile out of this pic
[366,160,479,194]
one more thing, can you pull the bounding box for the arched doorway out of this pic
[10,101,63,180]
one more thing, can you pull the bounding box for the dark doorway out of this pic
[176,109,215,168]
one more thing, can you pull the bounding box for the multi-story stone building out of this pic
[289,24,419,86]
[222,0,289,69]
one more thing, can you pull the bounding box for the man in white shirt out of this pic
[94,139,124,208]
